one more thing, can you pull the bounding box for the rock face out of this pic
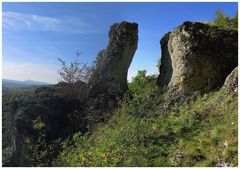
[3,87,86,166]
[222,67,238,93]
[88,21,138,98]
[158,22,238,94]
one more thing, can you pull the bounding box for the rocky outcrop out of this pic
[3,21,138,166]
[88,21,138,98]
[158,21,238,94]
[3,87,86,166]
[222,67,238,94]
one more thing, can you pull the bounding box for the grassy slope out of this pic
[55,83,238,167]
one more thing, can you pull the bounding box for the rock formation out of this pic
[222,67,238,94]
[88,21,138,98]
[4,20,238,167]
[3,86,87,166]
[3,21,138,166]
[158,21,238,94]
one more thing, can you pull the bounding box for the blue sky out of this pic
[2,2,238,83]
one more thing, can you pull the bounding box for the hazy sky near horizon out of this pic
[2,2,237,83]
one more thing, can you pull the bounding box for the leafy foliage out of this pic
[128,70,157,95]
[2,87,87,166]
[24,115,69,167]
[213,9,238,30]
[3,69,238,167]
[2,89,35,166]
[54,72,238,167]
[55,75,164,166]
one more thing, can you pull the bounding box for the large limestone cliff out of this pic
[158,21,238,94]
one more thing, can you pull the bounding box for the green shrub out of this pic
[54,86,238,167]
[213,9,238,30]
[128,70,157,95]
[25,116,64,167]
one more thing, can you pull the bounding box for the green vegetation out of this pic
[25,117,63,167]
[54,72,238,167]
[3,9,238,166]
[212,9,238,30]
[2,70,238,167]
[2,89,36,165]
[128,70,157,94]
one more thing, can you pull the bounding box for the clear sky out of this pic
[2,2,238,83]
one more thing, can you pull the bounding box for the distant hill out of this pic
[2,79,53,89]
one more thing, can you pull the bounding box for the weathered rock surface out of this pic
[222,67,238,93]
[3,87,86,166]
[88,21,138,98]
[158,21,238,94]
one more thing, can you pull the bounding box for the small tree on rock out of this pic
[57,52,94,99]
[213,9,238,30]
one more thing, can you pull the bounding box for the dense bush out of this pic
[128,70,157,95]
